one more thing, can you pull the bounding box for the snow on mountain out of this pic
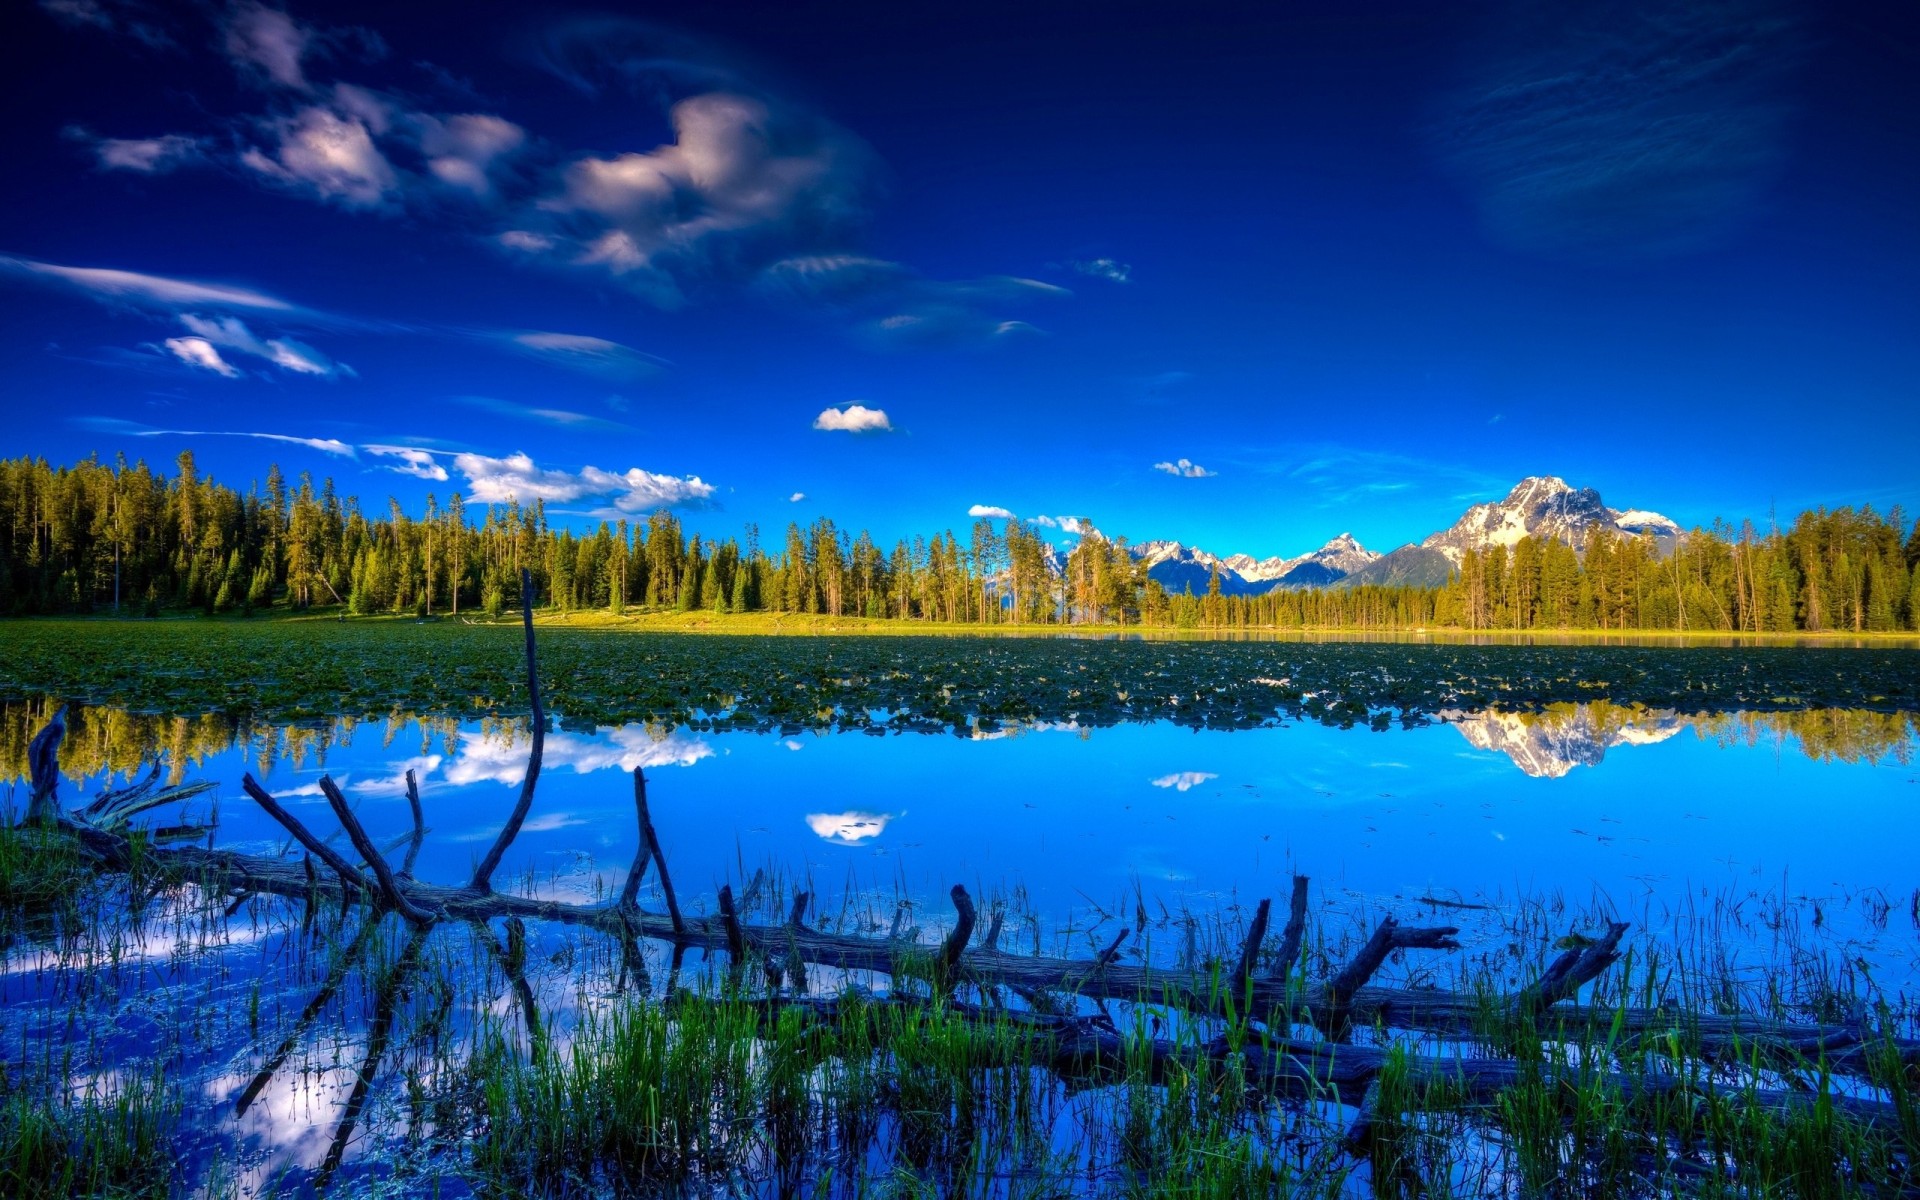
[1134,533,1381,595]
[1419,476,1678,566]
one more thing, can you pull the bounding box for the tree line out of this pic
[2,452,1918,633]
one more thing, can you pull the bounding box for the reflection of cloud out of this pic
[806,810,893,845]
[1434,0,1799,261]
[442,725,712,787]
[1151,771,1217,792]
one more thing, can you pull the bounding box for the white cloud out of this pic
[223,3,312,90]
[1070,257,1131,283]
[448,452,715,512]
[442,726,712,787]
[789,492,806,502]
[805,810,894,845]
[92,134,200,173]
[1151,771,1218,792]
[968,504,1015,519]
[1031,515,1097,536]
[1153,458,1216,478]
[418,113,525,195]
[162,337,239,377]
[813,403,892,433]
[178,314,344,377]
[123,427,357,457]
[762,255,1069,347]
[536,92,873,307]
[364,445,448,481]
[507,331,664,380]
[0,256,292,311]
[243,104,398,209]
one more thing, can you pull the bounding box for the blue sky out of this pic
[3,0,1917,557]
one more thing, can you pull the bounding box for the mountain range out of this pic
[1133,476,1681,594]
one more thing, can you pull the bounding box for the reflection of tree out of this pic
[1454,702,1917,775]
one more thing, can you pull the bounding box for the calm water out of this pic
[5,700,1918,1195]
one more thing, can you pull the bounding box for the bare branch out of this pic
[1234,897,1272,995]
[319,776,436,926]
[1272,874,1310,982]
[469,566,546,893]
[240,773,370,893]
[1322,915,1460,1032]
[398,768,425,881]
[942,884,978,983]
[634,770,684,933]
[1514,922,1631,1016]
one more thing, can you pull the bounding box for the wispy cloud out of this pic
[968,504,1015,519]
[1433,0,1799,261]
[762,255,1067,347]
[177,314,347,377]
[76,418,356,457]
[1153,458,1215,478]
[1,255,293,312]
[364,444,448,481]
[813,403,893,434]
[456,395,634,433]
[1271,446,1505,509]
[161,336,238,377]
[83,132,202,173]
[222,2,312,90]
[506,331,665,381]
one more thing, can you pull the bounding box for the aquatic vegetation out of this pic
[1,620,1917,736]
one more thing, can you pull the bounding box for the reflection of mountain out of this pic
[1449,704,1684,778]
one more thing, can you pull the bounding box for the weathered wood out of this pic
[1273,874,1310,981]
[1322,916,1460,1029]
[1233,897,1271,995]
[240,773,370,893]
[719,884,745,962]
[398,769,425,882]
[942,884,977,984]
[318,776,437,926]
[1515,921,1630,1016]
[633,769,683,934]
[616,769,653,911]
[25,705,65,825]
[789,890,810,928]
[468,567,546,894]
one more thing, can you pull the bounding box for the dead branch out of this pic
[1233,897,1271,995]
[398,769,425,882]
[240,773,370,894]
[1514,922,1631,1017]
[1321,915,1460,1034]
[942,884,977,985]
[633,769,683,934]
[719,884,745,963]
[1273,874,1310,982]
[468,567,546,894]
[318,776,436,926]
[616,769,654,911]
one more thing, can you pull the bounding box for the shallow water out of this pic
[5,700,1919,1195]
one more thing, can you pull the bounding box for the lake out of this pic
[4,631,1920,1196]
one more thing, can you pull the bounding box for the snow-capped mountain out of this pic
[1340,476,1681,588]
[1420,476,1679,566]
[1134,533,1381,596]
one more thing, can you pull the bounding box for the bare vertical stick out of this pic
[616,768,655,910]
[1233,897,1272,996]
[319,776,436,926]
[469,567,546,893]
[719,884,745,962]
[984,907,1005,952]
[1273,874,1310,982]
[398,768,425,881]
[942,884,978,984]
[788,890,810,928]
[634,770,684,933]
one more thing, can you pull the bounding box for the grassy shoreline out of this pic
[10,607,1920,647]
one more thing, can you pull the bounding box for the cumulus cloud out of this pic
[223,2,311,90]
[805,810,894,845]
[364,444,448,481]
[813,403,892,434]
[0,255,292,311]
[442,725,712,788]
[1151,771,1218,792]
[529,92,874,307]
[448,451,715,512]
[242,103,399,209]
[162,336,238,377]
[789,492,805,502]
[178,313,345,376]
[1070,257,1131,283]
[968,504,1015,519]
[1153,458,1216,478]
[507,331,665,380]
[1030,515,1097,537]
[89,133,201,173]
